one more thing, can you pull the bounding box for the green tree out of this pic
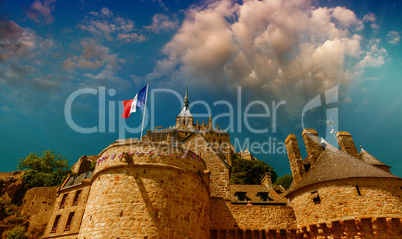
[274,174,293,189]
[4,225,26,239]
[230,157,277,185]
[18,150,70,188]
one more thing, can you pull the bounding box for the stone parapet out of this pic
[210,198,297,231]
[94,141,207,176]
[288,178,402,228]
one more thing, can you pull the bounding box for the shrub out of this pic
[5,225,26,239]
[18,150,70,188]
[230,157,277,185]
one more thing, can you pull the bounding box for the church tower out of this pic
[176,83,194,128]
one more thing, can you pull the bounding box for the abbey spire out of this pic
[176,83,194,128]
[183,84,189,109]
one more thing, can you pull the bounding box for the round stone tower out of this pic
[285,131,402,238]
[78,139,210,239]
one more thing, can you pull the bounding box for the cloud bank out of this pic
[146,0,386,106]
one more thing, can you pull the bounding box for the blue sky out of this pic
[1,0,401,178]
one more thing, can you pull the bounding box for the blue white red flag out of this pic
[121,84,148,118]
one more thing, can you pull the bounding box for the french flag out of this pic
[121,84,148,118]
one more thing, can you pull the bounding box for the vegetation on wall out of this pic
[3,225,26,239]
[230,157,277,185]
[274,174,293,190]
[17,150,70,188]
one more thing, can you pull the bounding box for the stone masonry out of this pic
[37,87,401,239]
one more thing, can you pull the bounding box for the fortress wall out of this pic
[183,134,231,200]
[288,178,402,228]
[94,141,207,176]
[42,184,91,238]
[209,198,297,231]
[79,163,210,238]
[296,217,402,239]
[21,187,58,230]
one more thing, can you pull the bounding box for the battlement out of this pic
[297,216,402,239]
[94,141,208,177]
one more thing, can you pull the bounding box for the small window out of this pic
[73,190,82,205]
[258,192,270,202]
[65,212,75,231]
[311,191,321,204]
[70,176,77,186]
[51,215,61,233]
[235,192,247,202]
[60,194,68,208]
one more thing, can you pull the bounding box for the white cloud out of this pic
[344,97,353,103]
[146,0,377,104]
[145,14,179,33]
[332,6,363,29]
[117,33,146,43]
[0,19,38,62]
[363,12,379,29]
[78,8,145,43]
[357,41,388,68]
[386,31,400,45]
[25,0,56,24]
[63,38,120,70]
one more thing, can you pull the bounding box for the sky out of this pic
[1,0,402,178]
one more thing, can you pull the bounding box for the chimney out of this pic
[285,134,305,185]
[302,129,323,166]
[261,172,273,190]
[336,131,360,158]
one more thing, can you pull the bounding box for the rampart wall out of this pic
[78,142,210,239]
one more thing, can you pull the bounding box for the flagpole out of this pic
[140,83,149,141]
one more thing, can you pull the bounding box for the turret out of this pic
[302,129,323,166]
[336,131,360,159]
[285,134,305,185]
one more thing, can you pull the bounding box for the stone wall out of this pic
[296,217,402,239]
[289,178,402,227]
[42,184,91,239]
[78,141,210,239]
[79,165,210,239]
[210,198,297,232]
[21,187,58,231]
[94,141,208,178]
[183,134,231,200]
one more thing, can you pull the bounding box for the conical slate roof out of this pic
[360,147,389,167]
[287,140,399,196]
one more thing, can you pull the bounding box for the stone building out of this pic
[39,88,401,239]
